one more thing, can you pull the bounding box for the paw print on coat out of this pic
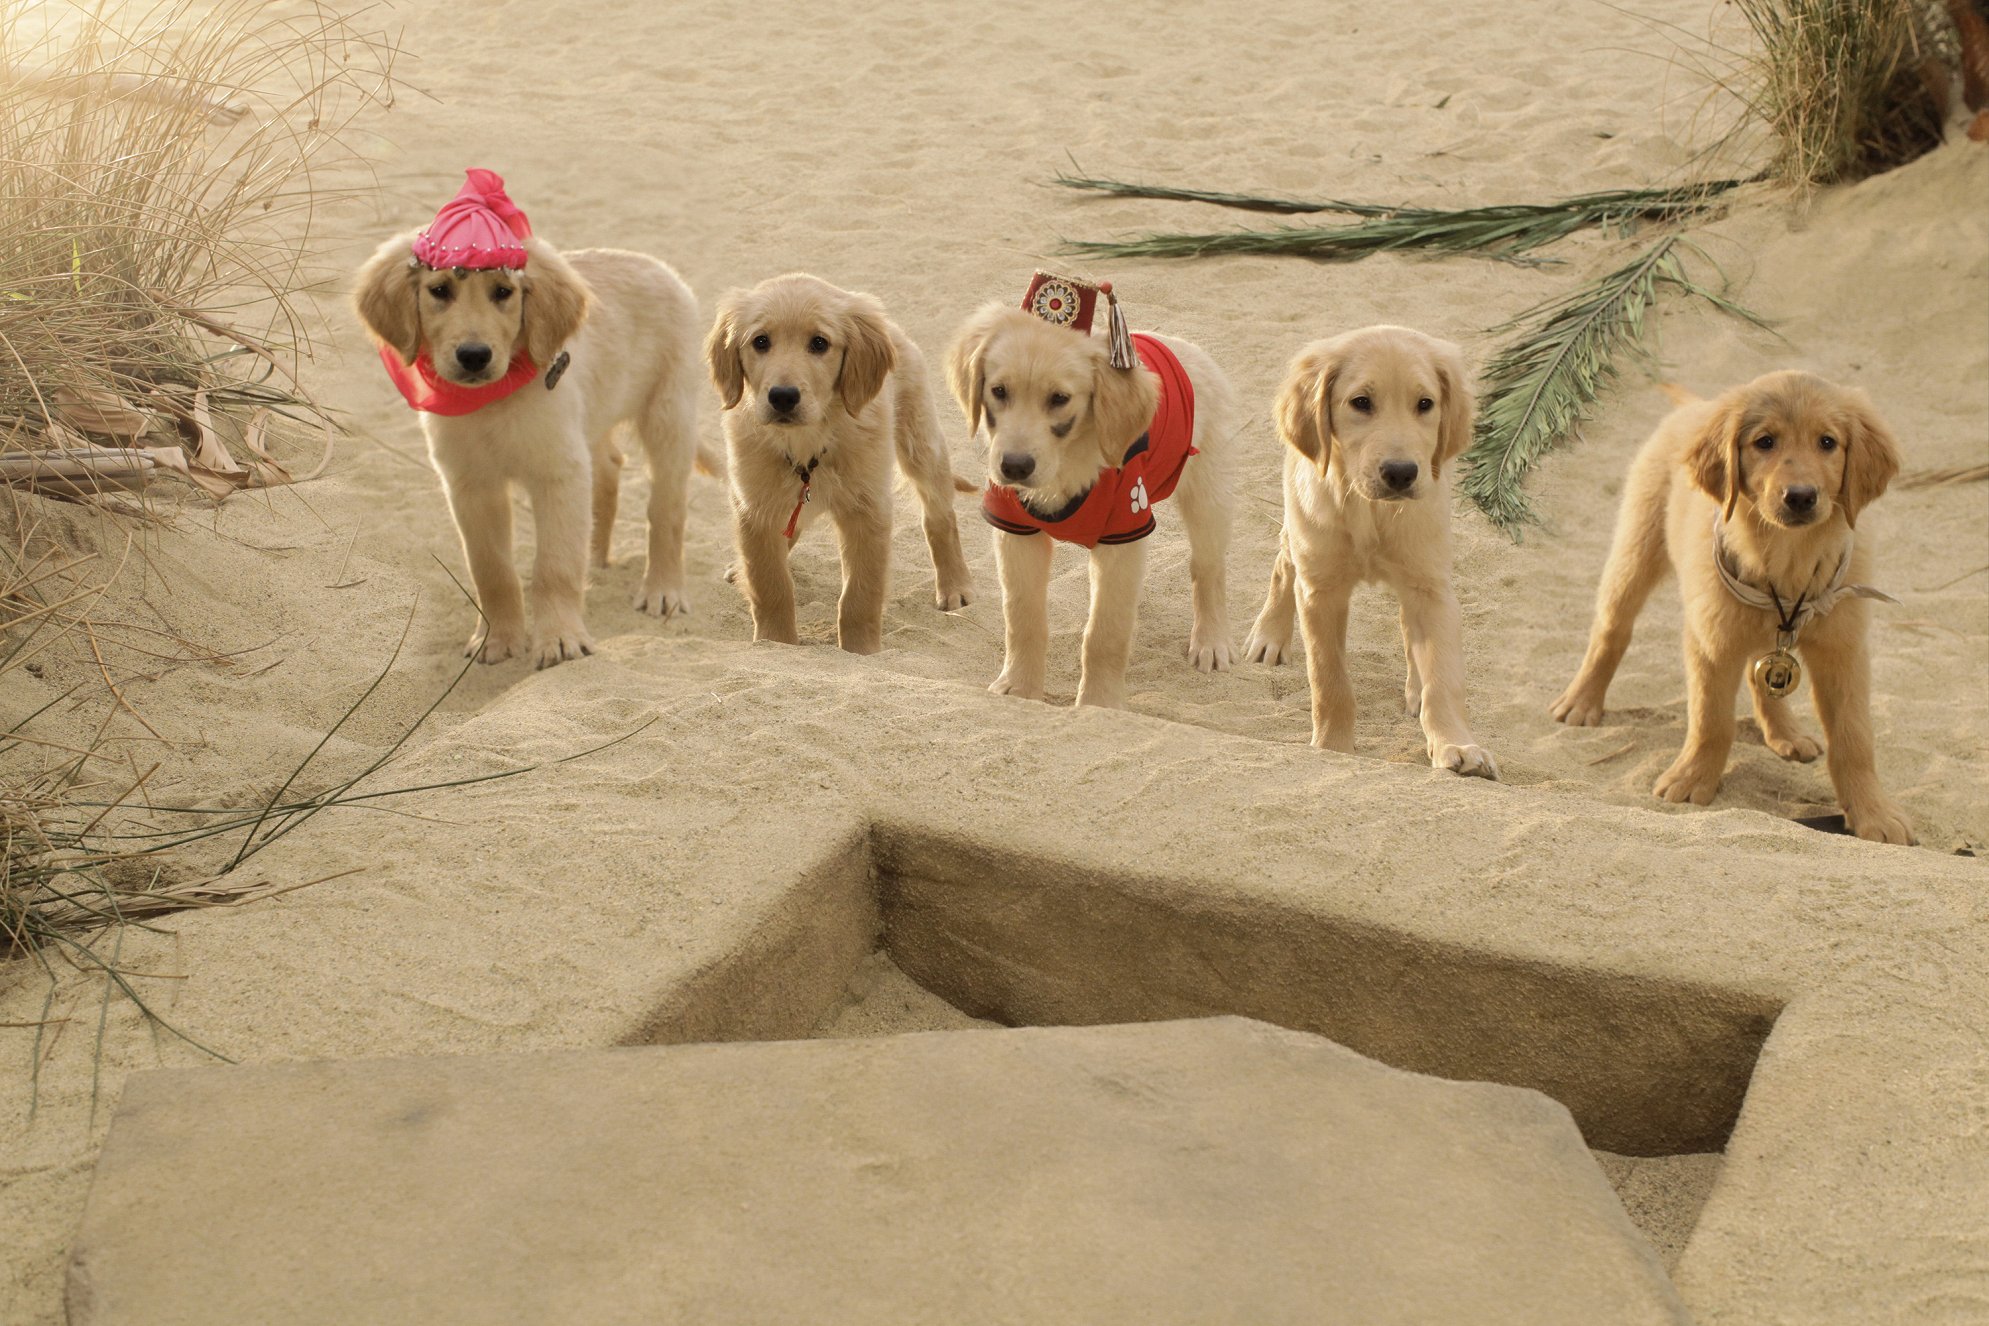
[1129,477,1150,515]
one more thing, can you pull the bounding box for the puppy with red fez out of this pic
[946,274,1238,708]
[354,169,709,669]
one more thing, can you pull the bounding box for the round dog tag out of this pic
[1753,648,1802,698]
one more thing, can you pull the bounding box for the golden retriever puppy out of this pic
[1552,372,1911,844]
[1243,326,1494,778]
[946,297,1237,708]
[355,210,705,668]
[706,274,974,653]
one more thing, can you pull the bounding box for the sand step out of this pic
[67,1017,1686,1325]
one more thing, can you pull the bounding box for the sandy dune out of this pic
[2,0,1985,1320]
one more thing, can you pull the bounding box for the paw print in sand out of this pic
[1129,477,1150,516]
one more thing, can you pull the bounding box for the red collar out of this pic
[379,345,541,415]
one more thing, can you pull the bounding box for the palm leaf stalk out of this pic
[1055,178,1752,262]
[1459,236,1769,536]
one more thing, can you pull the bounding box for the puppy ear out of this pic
[705,292,747,410]
[1685,395,1747,521]
[945,303,1004,437]
[352,232,423,365]
[1429,339,1476,481]
[836,294,896,414]
[520,238,591,367]
[1088,347,1161,469]
[1276,342,1337,474]
[1839,391,1901,529]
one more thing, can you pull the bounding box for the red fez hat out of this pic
[1020,271,1138,370]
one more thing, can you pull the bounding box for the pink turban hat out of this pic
[411,169,532,270]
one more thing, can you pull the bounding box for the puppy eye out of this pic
[807,335,830,355]
[1416,397,1434,413]
[427,284,452,300]
[1350,395,1373,413]
[1819,434,1838,451]
[491,285,513,302]
[1048,392,1070,409]
[1753,435,1776,451]
[990,385,1007,402]
[750,334,770,352]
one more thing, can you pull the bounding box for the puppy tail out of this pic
[1658,382,1701,408]
[952,473,979,495]
[694,441,727,479]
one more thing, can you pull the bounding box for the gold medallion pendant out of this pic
[1753,647,1802,698]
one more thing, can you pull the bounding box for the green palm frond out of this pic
[1460,237,1771,536]
[1054,178,1752,262]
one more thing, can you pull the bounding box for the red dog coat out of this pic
[982,332,1197,548]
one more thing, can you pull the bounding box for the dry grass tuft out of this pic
[0,0,400,503]
[0,1,406,1093]
[2,542,655,1098]
[1732,0,1955,187]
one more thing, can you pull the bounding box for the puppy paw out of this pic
[467,625,529,665]
[1550,685,1606,726]
[1847,799,1916,846]
[1242,629,1289,666]
[722,563,740,585]
[1188,634,1234,673]
[633,583,689,619]
[934,581,972,612]
[988,670,1044,701]
[1765,731,1823,762]
[1310,730,1356,755]
[1075,686,1126,710]
[1434,743,1498,780]
[532,625,596,670]
[1653,758,1722,806]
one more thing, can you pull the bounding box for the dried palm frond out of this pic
[1055,178,1753,262]
[0,0,401,503]
[1459,237,1770,536]
[1953,0,1989,110]
[1898,462,1989,487]
[1051,171,1396,216]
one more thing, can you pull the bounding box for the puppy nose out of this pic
[454,343,492,373]
[1379,460,1419,492]
[767,386,801,414]
[1784,485,1818,514]
[999,452,1036,482]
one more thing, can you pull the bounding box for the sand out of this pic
[1,0,1985,1320]
[815,953,1718,1269]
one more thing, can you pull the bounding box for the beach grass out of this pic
[0,0,400,501]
